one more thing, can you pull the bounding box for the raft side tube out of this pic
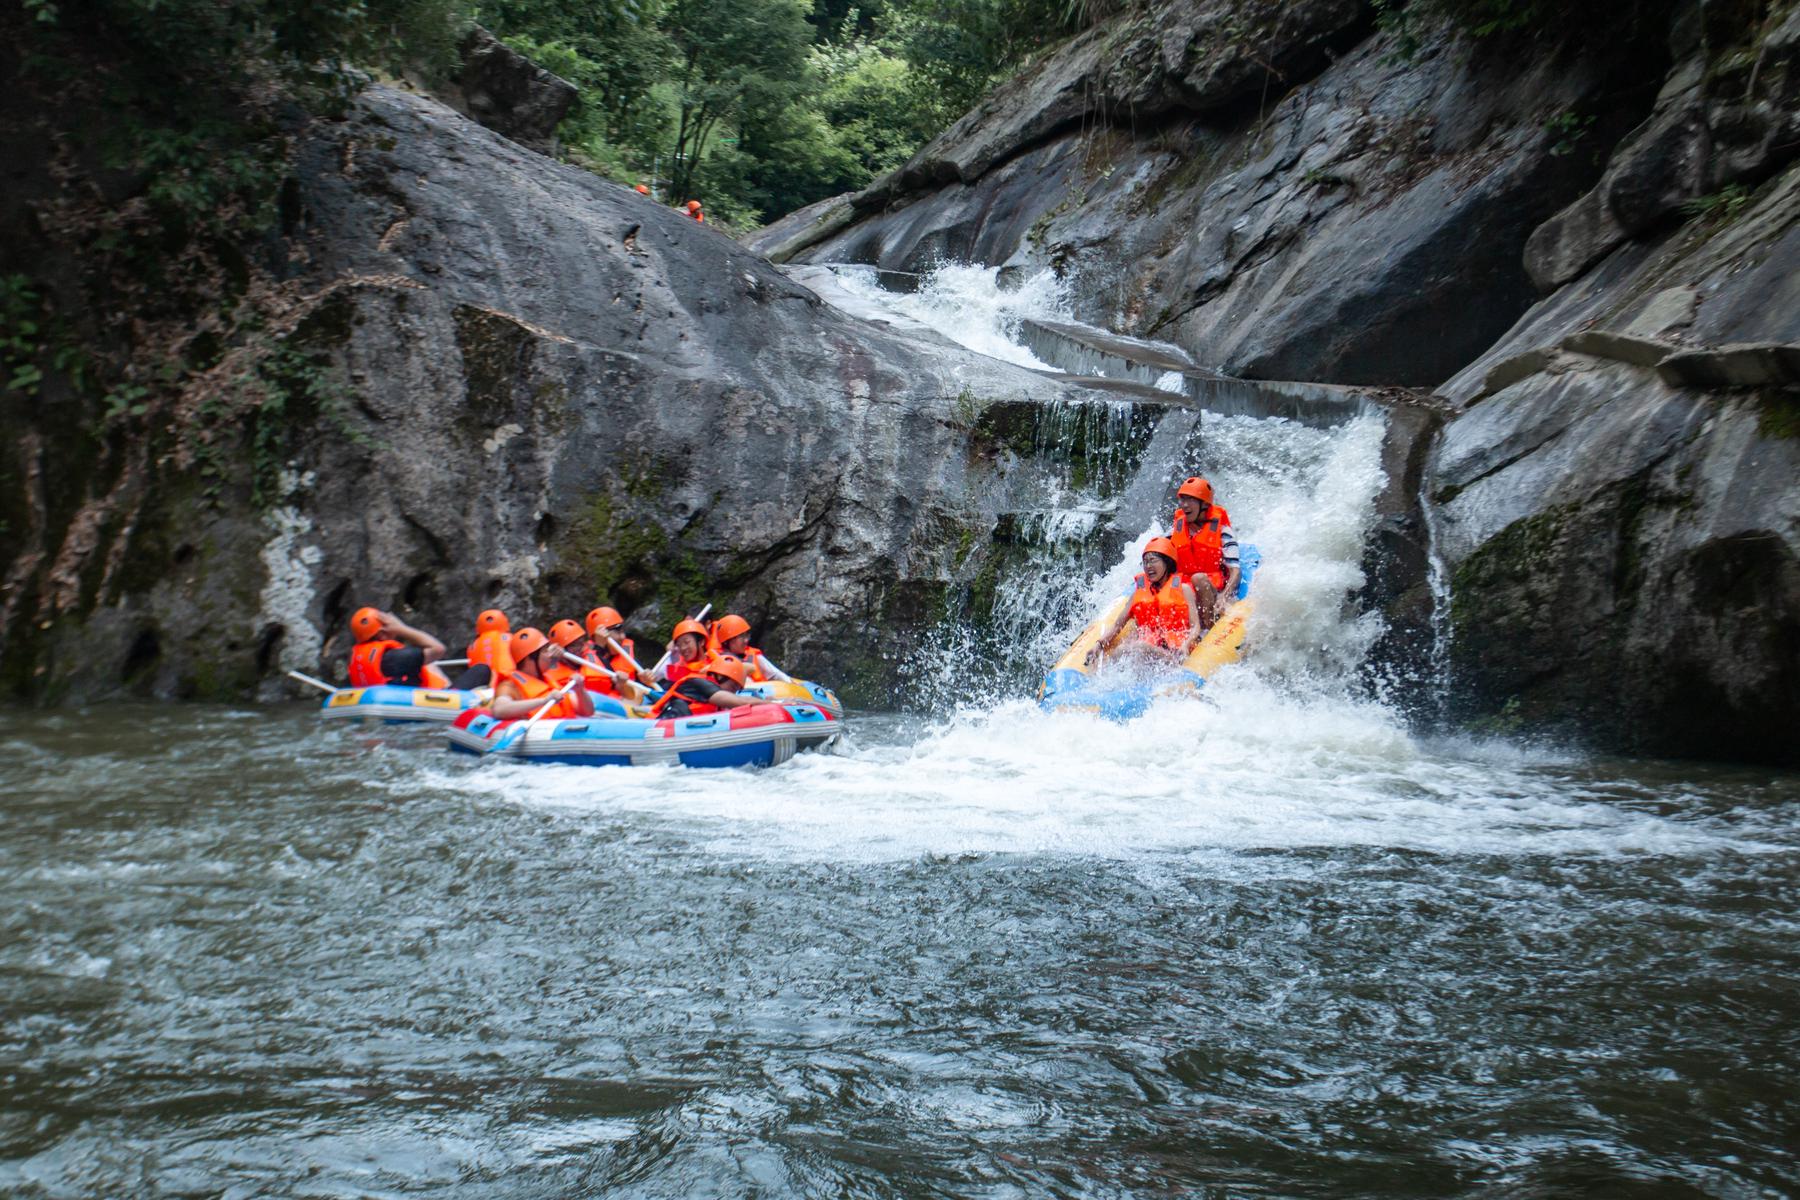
[445,700,841,767]
[1040,546,1259,718]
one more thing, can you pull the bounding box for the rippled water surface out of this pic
[7,265,1798,1196]
[2,703,1796,1198]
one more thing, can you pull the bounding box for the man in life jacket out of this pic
[649,655,771,719]
[542,620,603,691]
[486,627,595,721]
[1169,475,1241,623]
[684,199,704,223]
[347,607,452,688]
[462,608,515,688]
[706,614,791,683]
[587,606,657,696]
[658,618,710,686]
[1085,538,1201,666]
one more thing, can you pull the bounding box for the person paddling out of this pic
[658,618,710,686]
[649,656,772,719]
[587,606,657,693]
[1169,476,1240,624]
[544,619,635,697]
[486,627,594,721]
[706,614,791,683]
[1086,538,1201,666]
[347,607,452,688]
[462,608,515,689]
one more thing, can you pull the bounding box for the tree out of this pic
[661,0,814,202]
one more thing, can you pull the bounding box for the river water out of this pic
[3,267,1798,1197]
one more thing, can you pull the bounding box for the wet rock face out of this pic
[441,26,579,153]
[1429,164,1800,764]
[783,18,1658,388]
[1526,7,1800,291]
[26,86,1105,703]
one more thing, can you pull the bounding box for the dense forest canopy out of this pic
[475,0,1100,224]
[10,0,1677,236]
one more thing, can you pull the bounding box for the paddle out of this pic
[753,654,794,684]
[486,674,582,756]
[287,670,338,693]
[562,651,652,707]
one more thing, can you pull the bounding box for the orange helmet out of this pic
[703,655,747,687]
[685,199,701,211]
[672,618,708,643]
[350,607,384,642]
[476,609,509,635]
[548,619,585,648]
[634,183,649,195]
[586,606,624,635]
[1143,537,1180,567]
[712,614,751,643]
[1177,476,1213,506]
[509,627,550,663]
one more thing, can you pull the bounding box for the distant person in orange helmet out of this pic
[346,607,451,688]
[648,656,773,719]
[706,614,790,683]
[1169,475,1240,623]
[485,627,594,721]
[658,618,711,686]
[461,608,515,688]
[684,199,704,223]
[542,618,636,698]
[541,620,601,692]
[1085,538,1201,666]
[587,606,657,694]
[635,183,650,196]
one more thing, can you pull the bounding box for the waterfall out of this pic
[810,262,1393,712]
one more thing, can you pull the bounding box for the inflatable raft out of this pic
[1040,546,1259,720]
[318,684,494,723]
[445,696,844,767]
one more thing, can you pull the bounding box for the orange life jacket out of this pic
[706,634,768,683]
[564,650,616,697]
[665,656,704,686]
[596,635,636,672]
[1130,573,1192,650]
[349,639,401,687]
[649,678,721,719]
[349,640,450,688]
[1171,504,1231,591]
[504,668,583,719]
[467,629,516,677]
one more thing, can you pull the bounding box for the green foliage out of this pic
[1680,183,1753,222]
[1544,109,1595,157]
[0,277,50,397]
[481,0,1098,225]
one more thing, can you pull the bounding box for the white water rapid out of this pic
[406,264,1789,869]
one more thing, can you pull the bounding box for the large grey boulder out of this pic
[440,25,580,153]
[1426,164,1800,763]
[2,86,1111,702]
[1525,7,1800,291]
[790,18,1657,386]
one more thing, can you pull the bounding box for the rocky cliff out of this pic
[758,0,1800,762]
[1,61,1131,703]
